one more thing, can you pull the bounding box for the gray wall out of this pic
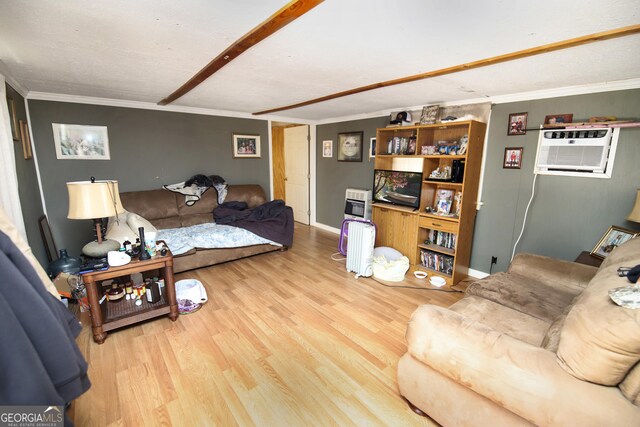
[28,100,270,257]
[316,117,388,228]
[6,83,47,266]
[470,89,640,273]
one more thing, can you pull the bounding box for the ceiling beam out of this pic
[253,24,640,115]
[158,0,324,106]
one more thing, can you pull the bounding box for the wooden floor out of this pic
[73,224,463,426]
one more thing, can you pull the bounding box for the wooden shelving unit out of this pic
[371,120,487,286]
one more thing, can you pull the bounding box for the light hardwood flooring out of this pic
[72,224,463,426]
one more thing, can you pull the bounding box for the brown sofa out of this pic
[398,237,640,426]
[119,185,284,273]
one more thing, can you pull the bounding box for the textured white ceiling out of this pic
[0,0,638,121]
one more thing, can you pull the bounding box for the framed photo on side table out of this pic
[503,147,523,169]
[337,131,363,162]
[591,226,637,259]
[232,134,261,158]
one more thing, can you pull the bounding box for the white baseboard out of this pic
[468,268,489,279]
[312,222,341,235]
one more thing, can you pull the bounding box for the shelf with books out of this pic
[374,120,486,286]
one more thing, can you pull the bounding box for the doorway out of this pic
[271,123,310,225]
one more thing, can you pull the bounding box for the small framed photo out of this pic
[420,105,440,125]
[7,97,19,141]
[322,140,333,158]
[591,226,637,259]
[369,137,376,159]
[52,123,110,160]
[503,147,523,169]
[232,133,261,158]
[20,120,32,160]
[508,112,527,135]
[337,131,363,162]
[544,114,573,125]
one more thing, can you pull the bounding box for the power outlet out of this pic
[491,256,498,265]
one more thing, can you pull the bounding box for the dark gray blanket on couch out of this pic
[213,200,294,247]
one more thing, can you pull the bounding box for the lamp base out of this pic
[82,239,121,258]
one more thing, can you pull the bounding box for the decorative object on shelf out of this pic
[52,123,110,160]
[67,177,125,257]
[232,133,261,158]
[626,188,640,224]
[389,111,412,126]
[454,191,463,217]
[337,131,363,162]
[458,135,469,155]
[369,137,376,159]
[6,96,19,141]
[591,226,637,259]
[420,105,440,125]
[508,112,527,135]
[544,113,573,125]
[19,120,32,160]
[428,166,451,181]
[407,136,416,155]
[589,116,617,123]
[322,140,333,158]
[503,147,523,169]
[434,189,454,215]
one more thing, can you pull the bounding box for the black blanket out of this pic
[214,200,294,247]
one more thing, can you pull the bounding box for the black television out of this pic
[372,169,422,209]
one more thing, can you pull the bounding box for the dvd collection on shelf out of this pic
[425,229,457,250]
[420,249,454,275]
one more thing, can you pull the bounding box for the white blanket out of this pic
[157,222,280,255]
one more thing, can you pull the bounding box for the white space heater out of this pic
[346,221,375,278]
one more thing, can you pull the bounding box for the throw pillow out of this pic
[127,213,158,237]
[104,212,132,245]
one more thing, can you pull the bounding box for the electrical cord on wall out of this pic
[511,172,539,262]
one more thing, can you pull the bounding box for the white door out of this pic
[284,125,310,225]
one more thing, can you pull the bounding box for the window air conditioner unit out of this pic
[534,127,619,178]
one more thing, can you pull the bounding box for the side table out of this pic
[81,247,178,344]
[574,251,603,268]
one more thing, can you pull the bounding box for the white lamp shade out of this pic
[628,188,640,224]
[67,180,125,219]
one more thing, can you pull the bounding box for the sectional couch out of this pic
[398,237,640,426]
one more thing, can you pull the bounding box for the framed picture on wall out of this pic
[503,147,523,169]
[590,226,637,259]
[369,137,376,159]
[337,131,363,162]
[7,97,19,141]
[232,134,261,158]
[20,120,32,160]
[507,112,527,135]
[322,140,333,158]
[52,123,110,160]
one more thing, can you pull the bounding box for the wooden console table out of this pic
[82,248,178,344]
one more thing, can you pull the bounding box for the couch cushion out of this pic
[466,272,579,323]
[120,189,179,220]
[600,233,640,270]
[450,296,549,346]
[620,361,640,405]
[557,238,640,385]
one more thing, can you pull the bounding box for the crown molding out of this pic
[25,91,314,124]
[0,62,28,97]
[315,78,640,125]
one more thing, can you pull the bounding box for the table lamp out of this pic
[67,177,124,258]
[627,188,640,225]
